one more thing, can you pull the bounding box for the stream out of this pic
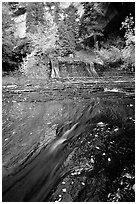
[2,77,135,202]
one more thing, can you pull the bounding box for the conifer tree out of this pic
[57,3,79,57]
[80,2,105,48]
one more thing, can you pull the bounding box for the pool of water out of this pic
[2,79,135,201]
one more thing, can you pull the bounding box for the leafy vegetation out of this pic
[95,14,135,72]
[56,3,79,57]
[121,14,135,70]
[20,3,57,79]
[79,2,105,47]
[2,2,17,72]
[2,2,135,77]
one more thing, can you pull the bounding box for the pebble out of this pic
[108,193,111,198]
[62,188,67,192]
[123,173,132,179]
[4,138,8,141]
[58,198,62,201]
[97,122,106,127]
[90,158,94,163]
[81,182,85,186]
[114,128,119,132]
[96,146,100,150]
[108,158,111,162]
[132,184,135,191]
[102,153,106,155]
[7,85,17,88]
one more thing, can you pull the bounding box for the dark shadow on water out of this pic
[2,91,135,202]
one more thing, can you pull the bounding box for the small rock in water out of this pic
[123,173,132,179]
[90,158,94,163]
[108,158,111,162]
[132,184,135,191]
[108,193,111,198]
[62,188,67,192]
[58,198,62,201]
[114,128,119,132]
[97,122,106,127]
[7,85,17,88]
[129,104,133,107]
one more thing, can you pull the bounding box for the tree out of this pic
[121,14,135,70]
[20,3,58,78]
[2,2,18,71]
[57,3,79,56]
[56,21,72,56]
[79,2,106,48]
[26,2,45,33]
[45,2,63,24]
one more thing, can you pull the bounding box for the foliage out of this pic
[100,34,125,50]
[20,8,58,78]
[79,2,106,44]
[95,45,122,67]
[120,14,135,70]
[56,21,72,57]
[95,14,135,72]
[45,2,63,24]
[121,14,135,46]
[56,3,79,56]
[26,2,45,33]
[2,2,18,71]
[2,2,135,76]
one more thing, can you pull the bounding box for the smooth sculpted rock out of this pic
[3,99,101,202]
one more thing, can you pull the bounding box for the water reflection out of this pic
[2,89,135,202]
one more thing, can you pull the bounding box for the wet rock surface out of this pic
[2,77,135,202]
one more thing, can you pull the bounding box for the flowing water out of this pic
[2,77,135,201]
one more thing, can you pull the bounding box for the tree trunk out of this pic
[51,58,60,78]
[89,62,98,77]
[93,34,99,50]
